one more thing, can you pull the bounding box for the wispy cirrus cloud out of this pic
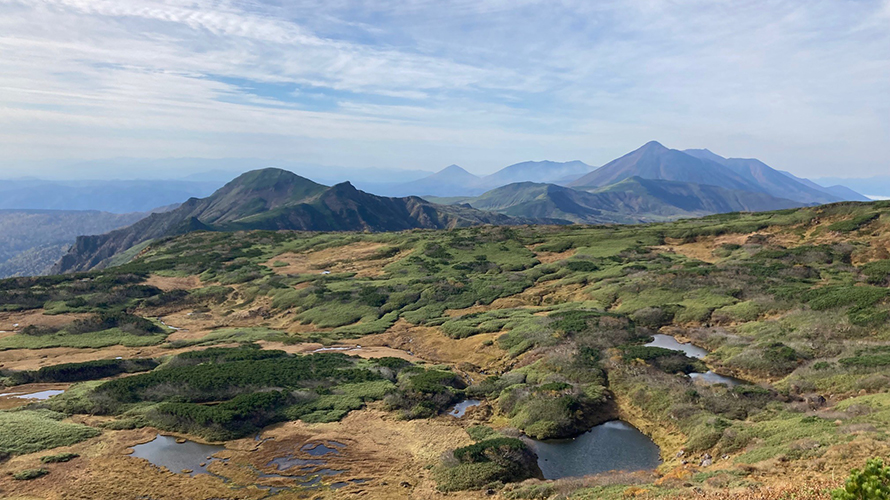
[0,0,887,177]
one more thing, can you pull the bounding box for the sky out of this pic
[0,0,888,179]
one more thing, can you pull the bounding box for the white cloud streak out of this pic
[0,0,887,176]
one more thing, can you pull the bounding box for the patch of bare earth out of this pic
[356,319,507,374]
[264,241,410,278]
[531,247,576,264]
[0,311,92,335]
[144,274,202,291]
[157,299,277,342]
[653,234,750,263]
[256,341,425,364]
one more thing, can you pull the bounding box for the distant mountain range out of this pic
[6,141,870,276]
[0,179,220,213]
[568,141,858,205]
[681,148,868,203]
[424,141,871,226]
[811,176,890,200]
[52,169,544,273]
[0,210,154,278]
[430,177,803,224]
[374,160,595,197]
[366,143,868,206]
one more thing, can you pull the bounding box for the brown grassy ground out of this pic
[257,341,425,363]
[0,408,495,500]
[530,247,576,264]
[264,241,412,278]
[0,311,92,334]
[356,319,508,373]
[144,274,202,291]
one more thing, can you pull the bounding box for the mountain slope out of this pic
[480,160,594,188]
[594,177,804,213]
[386,165,482,197]
[776,170,870,202]
[683,149,850,204]
[449,177,804,224]
[52,169,538,273]
[812,176,890,199]
[0,210,152,278]
[570,141,762,193]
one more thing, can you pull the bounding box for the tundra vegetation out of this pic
[0,200,889,498]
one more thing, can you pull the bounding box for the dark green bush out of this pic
[436,438,541,492]
[453,437,528,463]
[67,311,162,336]
[40,452,79,463]
[565,260,598,272]
[13,468,49,480]
[832,458,890,499]
[827,213,879,232]
[4,358,158,385]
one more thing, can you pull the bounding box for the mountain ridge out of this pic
[570,141,764,193]
[442,177,805,224]
[683,148,849,204]
[52,169,543,273]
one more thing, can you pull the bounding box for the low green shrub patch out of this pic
[435,437,540,492]
[839,354,890,367]
[453,437,529,463]
[40,452,79,463]
[13,468,49,480]
[148,391,290,441]
[620,346,705,374]
[827,213,879,232]
[3,358,158,385]
[0,410,100,455]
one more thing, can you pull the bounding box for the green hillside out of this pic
[2,200,889,498]
[52,169,539,273]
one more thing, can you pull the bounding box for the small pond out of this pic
[525,420,661,480]
[449,399,481,418]
[645,334,708,359]
[689,370,744,386]
[130,434,225,476]
[646,335,748,386]
[0,389,65,400]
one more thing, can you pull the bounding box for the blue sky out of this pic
[0,0,888,178]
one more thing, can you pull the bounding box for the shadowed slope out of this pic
[52,169,539,273]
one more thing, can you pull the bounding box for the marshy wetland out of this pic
[1,201,890,498]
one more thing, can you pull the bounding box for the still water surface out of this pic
[645,334,708,358]
[449,399,482,417]
[130,435,225,476]
[526,421,661,480]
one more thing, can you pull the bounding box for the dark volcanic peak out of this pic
[52,168,536,273]
[453,177,804,225]
[570,141,760,193]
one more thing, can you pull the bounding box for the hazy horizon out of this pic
[1,1,888,180]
